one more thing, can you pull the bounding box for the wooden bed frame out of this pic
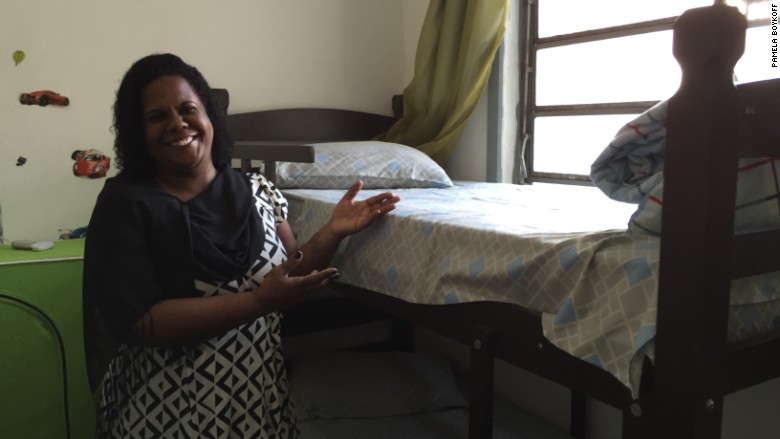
[224,5,780,439]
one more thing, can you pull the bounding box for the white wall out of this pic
[445,92,488,182]
[0,0,429,241]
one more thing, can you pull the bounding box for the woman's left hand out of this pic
[328,181,400,237]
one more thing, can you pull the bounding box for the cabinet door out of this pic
[0,296,69,438]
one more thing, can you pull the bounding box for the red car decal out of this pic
[71,149,110,178]
[19,90,70,107]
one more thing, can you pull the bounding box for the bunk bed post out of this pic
[650,5,746,439]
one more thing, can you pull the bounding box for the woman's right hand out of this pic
[130,251,335,346]
[252,251,338,311]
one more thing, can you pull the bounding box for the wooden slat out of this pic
[233,141,316,182]
[731,229,780,279]
[232,141,315,163]
[739,136,780,157]
[737,78,780,157]
[726,331,780,393]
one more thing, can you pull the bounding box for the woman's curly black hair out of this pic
[112,53,232,177]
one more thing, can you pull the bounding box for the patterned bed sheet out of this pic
[283,182,780,397]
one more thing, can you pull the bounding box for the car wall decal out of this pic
[19,90,70,107]
[71,149,110,179]
[12,50,25,66]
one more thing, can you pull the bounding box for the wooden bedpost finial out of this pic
[672,4,746,85]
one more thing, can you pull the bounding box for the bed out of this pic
[224,5,780,439]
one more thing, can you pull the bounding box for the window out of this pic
[518,0,777,185]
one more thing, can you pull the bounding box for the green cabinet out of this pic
[0,240,94,439]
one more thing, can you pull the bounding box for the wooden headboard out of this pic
[228,107,399,143]
[214,91,401,181]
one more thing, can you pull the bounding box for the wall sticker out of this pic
[12,50,25,66]
[19,90,70,107]
[71,149,110,179]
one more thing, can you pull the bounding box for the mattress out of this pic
[283,182,780,397]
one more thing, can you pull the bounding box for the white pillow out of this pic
[289,351,468,421]
[274,141,453,189]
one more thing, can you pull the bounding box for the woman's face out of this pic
[141,75,214,176]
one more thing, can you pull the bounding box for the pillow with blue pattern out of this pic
[274,141,453,189]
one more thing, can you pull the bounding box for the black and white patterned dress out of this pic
[95,174,298,438]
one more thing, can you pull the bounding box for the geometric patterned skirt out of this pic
[95,312,299,439]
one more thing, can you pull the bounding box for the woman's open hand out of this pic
[252,251,338,311]
[328,181,400,238]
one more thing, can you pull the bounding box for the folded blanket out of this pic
[590,100,780,236]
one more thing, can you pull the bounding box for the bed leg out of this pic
[469,326,495,439]
[570,391,587,439]
[621,408,642,439]
[620,399,655,439]
[391,318,414,351]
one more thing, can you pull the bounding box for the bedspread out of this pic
[590,100,780,236]
[284,182,780,397]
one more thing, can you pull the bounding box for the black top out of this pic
[82,166,264,390]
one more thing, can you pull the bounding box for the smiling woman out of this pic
[109,54,233,180]
[141,75,216,201]
[82,53,399,438]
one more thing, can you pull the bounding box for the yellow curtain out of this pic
[378,0,508,165]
